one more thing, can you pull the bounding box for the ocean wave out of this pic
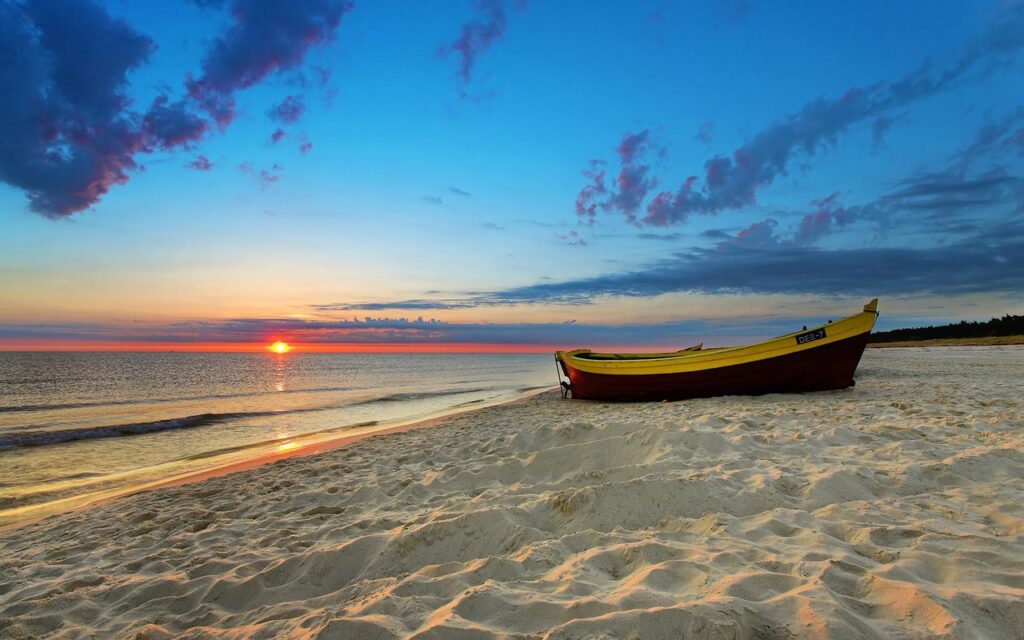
[347,388,489,406]
[0,385,354,414]
[0,410,302,450]
[0,387,502,450]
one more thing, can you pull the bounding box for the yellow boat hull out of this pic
[555,299,879,401]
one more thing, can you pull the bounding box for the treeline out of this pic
[869,314,1024,343]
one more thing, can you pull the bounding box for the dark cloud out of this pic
[342,180,1024,308]
[1,0,346,218]
[583,3,1024,227]
[297,133,313,154]
[482,223,1024,303]
[421,195,444,205]
[186,155,213,171]
[449,186,473,197]
[268,94,305,124]
[186,0,352,125]
[439,0,523,95]
[270,128,286,144]
[142,96,208,150]
[0,0,154,217]
[882,168,1022,219]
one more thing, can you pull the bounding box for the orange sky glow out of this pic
[0,339,708,353]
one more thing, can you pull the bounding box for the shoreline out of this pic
[0,386,554,533]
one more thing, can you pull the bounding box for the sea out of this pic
[0,352,555,526]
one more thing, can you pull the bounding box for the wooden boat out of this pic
[555,299,879,401]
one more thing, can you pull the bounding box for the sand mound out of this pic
[2,348,1023,638]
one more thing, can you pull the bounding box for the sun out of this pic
[269,341,291,354]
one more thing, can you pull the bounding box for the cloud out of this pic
[0,314,780,348]
[556,230,588,247]
[882,168,1022,219]
[585,4,1024,227]
[315,300,476,311]
[421,195,444,205]
[305,224,1023,312]
[869,113,903,151]
[186,0,352,125]
[695,121,714,144]
[1,0,346,218]
[270,128,286,143]
[576,130,658,224]
[239,162,282,188]
[638,232,686,241]
[142,95,208,150]
[341,162,1024,308]
[0,0,154,217]
[268,94,305,124]
[484,223,1024,303]
[957,107,1024,164]
[720,0,756,22]
[449,186,473,197]
[186,155,213,171]
[439,0,522,95]
[481,222,504,230]
[297,133,313,154]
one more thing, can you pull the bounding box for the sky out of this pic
[0,0,1022,351]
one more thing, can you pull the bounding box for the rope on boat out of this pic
[554,355,572,399]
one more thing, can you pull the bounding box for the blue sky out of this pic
[0,0,1022,349]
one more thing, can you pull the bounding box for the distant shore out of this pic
[868,334,1024,348]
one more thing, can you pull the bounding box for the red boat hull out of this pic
[562,332,870,401]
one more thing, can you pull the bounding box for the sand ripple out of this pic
[1,347,1023,638]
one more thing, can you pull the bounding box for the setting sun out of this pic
[270,341,291,354]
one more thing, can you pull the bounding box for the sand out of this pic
[867,336,1024,348]
[1,347,1022,639]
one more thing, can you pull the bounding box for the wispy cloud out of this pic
[556,230,588,246]
[186,155,214,171]
[239,162,283,188]
[439,0,524,96]
[576,130,659,224]
[581,3,1024,227]
[695,121,714,144]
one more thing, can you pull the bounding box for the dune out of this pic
[1,347,1022,639]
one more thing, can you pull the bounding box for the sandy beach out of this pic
[1,347,1022,639]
